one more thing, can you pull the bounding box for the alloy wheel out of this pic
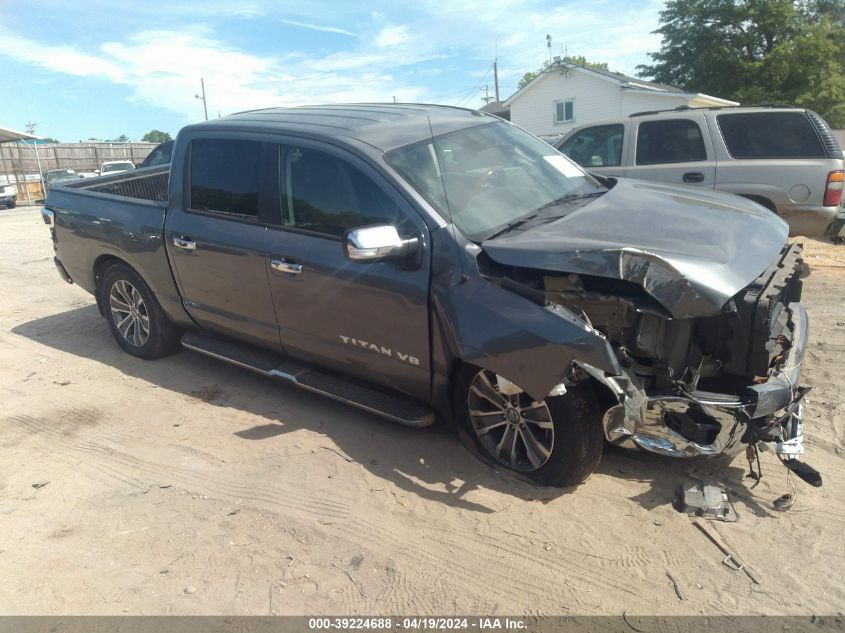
[467,370,555,471]
[109,279,150,347]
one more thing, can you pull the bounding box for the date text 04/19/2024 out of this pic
[307,617,528,630]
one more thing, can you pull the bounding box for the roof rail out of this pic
[628,103,797,118]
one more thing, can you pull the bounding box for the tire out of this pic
[7,201,15,209]
[456,366,604,487]
[100,263,180,359]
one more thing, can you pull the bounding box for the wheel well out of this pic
[93,255,130,315]
[583,375,618,416]
[443,358,470,424]
[446,359,615,416]
[739,194,777,214]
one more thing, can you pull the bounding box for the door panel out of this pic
[165,137,282,351]
[266,230,430,399]
[627,117,716,188]
[266,142,431,400]
[166,214,281,350]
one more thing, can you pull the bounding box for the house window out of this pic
[555,100,574,123]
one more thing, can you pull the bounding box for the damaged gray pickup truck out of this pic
[42,104,820,488]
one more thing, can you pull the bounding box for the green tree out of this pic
[142,129,173,144]
[41,137,60,144]
[107,134,129,143]
[518,56,610,90]
[637,0,845,126]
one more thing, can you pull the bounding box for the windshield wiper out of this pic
[533,190,605,213]
[484,191,606,241]
[485,212,540,240]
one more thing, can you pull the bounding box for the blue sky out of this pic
[1,0,664,142]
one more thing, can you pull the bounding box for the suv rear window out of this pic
[717,112,825,159]
[635,119,707,165]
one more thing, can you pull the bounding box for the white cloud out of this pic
[0,1,667,119]
[0,30,125,84]
[280,19,358,38]
[375,24,410,48]
[0,25,428,121]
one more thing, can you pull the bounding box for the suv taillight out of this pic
[824,170,844,206]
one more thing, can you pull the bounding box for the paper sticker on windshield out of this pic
[543,155,583,178]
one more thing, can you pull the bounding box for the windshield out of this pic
[103,162,134,172]
[385,121,604,240]
[47,170,75,182]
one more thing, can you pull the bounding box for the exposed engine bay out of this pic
[478,242,820,487]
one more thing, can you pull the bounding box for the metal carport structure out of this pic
[0,125,41,207]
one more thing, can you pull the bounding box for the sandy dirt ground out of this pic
[1,204,843,616]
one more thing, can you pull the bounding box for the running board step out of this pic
[180,332,435,428]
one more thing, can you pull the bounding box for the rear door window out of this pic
[635,119,707,165]
[189,139,261,218]
[558,124,624,167]
[282,145,400,237]
[717,112,825,158]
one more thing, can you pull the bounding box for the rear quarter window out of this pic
[717,112,826,159]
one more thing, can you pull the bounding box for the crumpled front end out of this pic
[583,243,812,469]
[598,301,807,460]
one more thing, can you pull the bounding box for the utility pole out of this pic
[546,34,552,66]
[480,85,493,104]
[493,58,500,102]
[22,121,44,203]
[195,78,208,121]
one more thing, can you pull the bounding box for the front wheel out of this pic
[101,263,180,359]
[457,367,604,487]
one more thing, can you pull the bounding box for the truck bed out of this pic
[44,165,185,325]
[58,165,169,203]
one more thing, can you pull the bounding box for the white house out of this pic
[502,60,738,138]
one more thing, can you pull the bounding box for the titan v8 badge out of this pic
[339,335,420,366]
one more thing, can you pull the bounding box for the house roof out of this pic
[478,100,511,120]
[503,60,735,107]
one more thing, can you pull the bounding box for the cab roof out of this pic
[190,103,498,152]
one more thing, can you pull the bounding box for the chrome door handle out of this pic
[271,259,303,275]
[172,236,197,251]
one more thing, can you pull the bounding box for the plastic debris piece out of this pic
[675,478,737,521]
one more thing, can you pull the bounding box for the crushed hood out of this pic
[481,178,789,317]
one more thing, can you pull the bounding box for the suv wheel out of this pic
[457,367,604,487]
[101,263,180,359]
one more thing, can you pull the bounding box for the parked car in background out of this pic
[100,160,136,175]
[40,104,820,488]
[555,106,845,238]
[45,169,82,190]
[0,183,16,208]
[139,140,174,168]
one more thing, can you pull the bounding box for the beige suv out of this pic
[556,106,845,238]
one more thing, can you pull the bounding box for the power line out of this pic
[454,63,493,107]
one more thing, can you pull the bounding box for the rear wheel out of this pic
[101,263,180,359]
[457,366,604,487]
